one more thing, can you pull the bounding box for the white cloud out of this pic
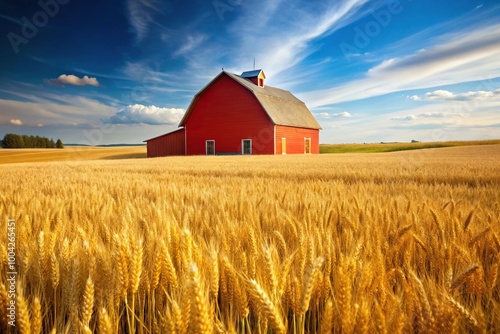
[37,123,44,127]
[317,98,500,144]
[390,115,415,121]
[332,112,352,118]
[47,74,100,87]
[390,112,465,121]
[315,112,331,118]
[424,90,456,100]
[419,112,462,118]
[314,111,352,118]
[10,119,22,125]
[412,88,500,101]
[106,104,185,125]
[301,22,500,107]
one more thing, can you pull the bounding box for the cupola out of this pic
[240,69,266,87]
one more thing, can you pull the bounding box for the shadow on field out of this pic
[100,153,147,160]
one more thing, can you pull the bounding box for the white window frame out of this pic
[205,140,215,155]
[241,139,252,155]
[281,137,286,155]
[304,137,311,154]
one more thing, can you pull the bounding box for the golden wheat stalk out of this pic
[444,294,481,331]
[410,272,436,333]
[338,260,353,333]
[150,250,162,291]
[171,299,186,334]
[16,286,32,334]
[450,264,479,290]
[129,239,143,295]
[0,283,9,327]
[31,297,42,334]
[300,256,324,314]
[161,241,178,289]
[468,226,491,247]
[50,253,60,290]
[189,263,213,334]
[209,251,219,300]
[320,298,334,334]
[246,278,286,334]
[113,234,129,298]
[263,247,278,296]
[98,307,113,334]
[81,276,95,325]
[463,209,475,231]
[374,301,387,334]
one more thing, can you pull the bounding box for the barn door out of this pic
[281,138,286,154]
[304,138,311,154]
[242,139,252,155]
[206,140,215,155]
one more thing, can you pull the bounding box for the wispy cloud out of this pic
[301,22,500,107]
[105,104,185,125]
[0,84,116,127]
[228,0,375,79]
[47,74,100,87]
[126,0,162,42]
[171,0,378,85]
[173,34,207,57]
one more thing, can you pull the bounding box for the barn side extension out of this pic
[145,128,185,157]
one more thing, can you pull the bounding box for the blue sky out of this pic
[0,0,499,144]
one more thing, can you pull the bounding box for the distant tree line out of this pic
[1,133,64,149]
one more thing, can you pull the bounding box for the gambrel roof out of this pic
[179,71,321,130]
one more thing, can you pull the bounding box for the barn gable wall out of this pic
[185,74,274,155]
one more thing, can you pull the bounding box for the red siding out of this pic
[146,128,185,157]
[275,125,319,154]
[185,74,274,155]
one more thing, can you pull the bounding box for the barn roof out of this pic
[179,71,321,130]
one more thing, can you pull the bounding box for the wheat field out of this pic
[1,144,499,333]
[0,146,146,165]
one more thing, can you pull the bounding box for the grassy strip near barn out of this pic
[320,139,500,153]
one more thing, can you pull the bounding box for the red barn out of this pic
[145,69,321,157]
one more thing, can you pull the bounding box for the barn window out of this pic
[304,138,311,154]
[281,138,286,154]
[242,139,252,155]
[258,78,264,87]
[206,140,215,155]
